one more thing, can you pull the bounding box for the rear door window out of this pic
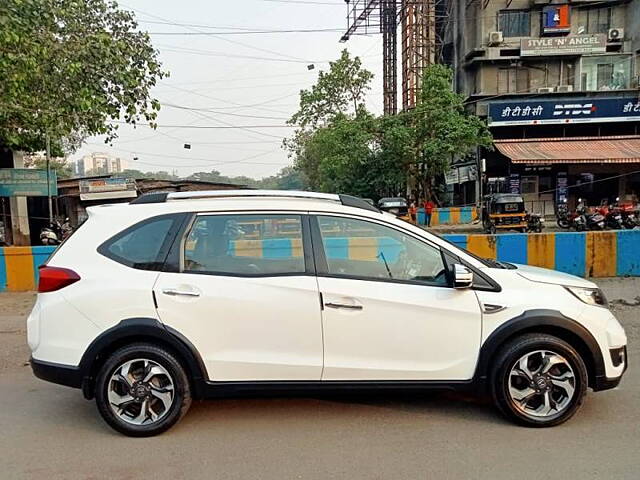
[183,214,308,276]
[98,214,185,270]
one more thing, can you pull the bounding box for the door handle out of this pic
[324,302,363,311]
[162,288,200,297]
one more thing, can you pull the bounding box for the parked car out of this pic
[29,190,627,436]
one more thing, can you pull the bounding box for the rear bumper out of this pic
[30,357,82,389]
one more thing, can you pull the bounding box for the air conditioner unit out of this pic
[556,85,574,93]
[488,31,504,46]
[537,87,555,93]
[608,28,624,42]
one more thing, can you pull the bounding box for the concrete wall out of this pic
[417,207,478,226]
[0,246,54,292]
[443,230,640,278]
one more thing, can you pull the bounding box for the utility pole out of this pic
[45,133,53,224]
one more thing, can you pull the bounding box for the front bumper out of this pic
[592,346,628,392]
[30,357,82,389]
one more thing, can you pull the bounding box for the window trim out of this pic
[309,214,453,289]
[176,211,316,278]
[97,213,187,271]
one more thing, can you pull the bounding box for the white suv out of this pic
[28,191,628,436]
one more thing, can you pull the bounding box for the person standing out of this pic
[424,198,435,227]
[409,200,417,224]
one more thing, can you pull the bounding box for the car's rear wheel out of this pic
[95,343,192,437]
[491,334,587,427]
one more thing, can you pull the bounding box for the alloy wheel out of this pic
[107,358,175,426]
[507,350,576,419]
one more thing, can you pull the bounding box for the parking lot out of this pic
[0,281,638,480]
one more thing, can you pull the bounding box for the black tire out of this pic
[557,219,570,229]
[491,333,588,428]
[95,343,192,437]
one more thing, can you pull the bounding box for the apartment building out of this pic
[75,152,126,176]
[444,0,640,214]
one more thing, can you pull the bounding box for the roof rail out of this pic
[130,189,380,213]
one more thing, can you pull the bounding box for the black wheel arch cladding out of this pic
[475,309,605,389]
[78,318,208,400]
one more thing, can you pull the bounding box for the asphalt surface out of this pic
[0,282,638,480]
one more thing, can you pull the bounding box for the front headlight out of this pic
[565,286,608,307]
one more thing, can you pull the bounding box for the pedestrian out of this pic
[424,197,435,227]
[409,199,417,224]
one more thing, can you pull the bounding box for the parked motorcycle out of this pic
[556,200,585,230]
[556,201,574,229]
[618,202,640,229]
[576,200,605,231]
[526,213,544,233]
[598,201,624,230]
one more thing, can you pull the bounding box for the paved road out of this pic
[0,282,638,480]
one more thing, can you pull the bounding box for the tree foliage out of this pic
[0,0,166,152]
[406,64,493,200]
[286,59,492,202]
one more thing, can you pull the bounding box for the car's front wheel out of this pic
[95,343,192,437]
[492,334,587,427]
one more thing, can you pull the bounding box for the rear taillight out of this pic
[38,266,81,293]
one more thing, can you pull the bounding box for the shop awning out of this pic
[495,136,640,165]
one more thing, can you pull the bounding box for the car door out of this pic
[154,212,323,381]
[311,214,482,381]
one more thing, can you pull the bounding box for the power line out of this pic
[108,120,296,129]
[85,143,288,168]
[122,3,316,63]
[160,102,290,121]
[148,28,345,35]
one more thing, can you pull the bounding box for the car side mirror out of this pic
[452,264,473,289]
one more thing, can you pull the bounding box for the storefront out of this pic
[485,93,640,215]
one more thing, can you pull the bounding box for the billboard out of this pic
[488,97,640,127]
[0,169,57,197]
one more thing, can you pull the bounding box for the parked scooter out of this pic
[40,218,73,245]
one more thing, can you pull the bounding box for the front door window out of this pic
[316,215,448,286]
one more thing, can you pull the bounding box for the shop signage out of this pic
[0,168,57,197]
[489,97,640,127]
[509,174,521,194]
[79,177,137,201]
[445,165,478,185]
[521,34,606,56]
[542,5,570,34]
[556,172,568,204]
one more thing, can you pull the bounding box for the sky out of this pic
[73,0,385,179]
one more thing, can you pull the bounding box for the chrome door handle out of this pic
[324,302,363,310]
[162,288,200,297]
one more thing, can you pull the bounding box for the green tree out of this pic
[0,0,165,152]
[285,50,375,191]
[407,65,493,201]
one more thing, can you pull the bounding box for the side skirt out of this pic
[200,379,479,399]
